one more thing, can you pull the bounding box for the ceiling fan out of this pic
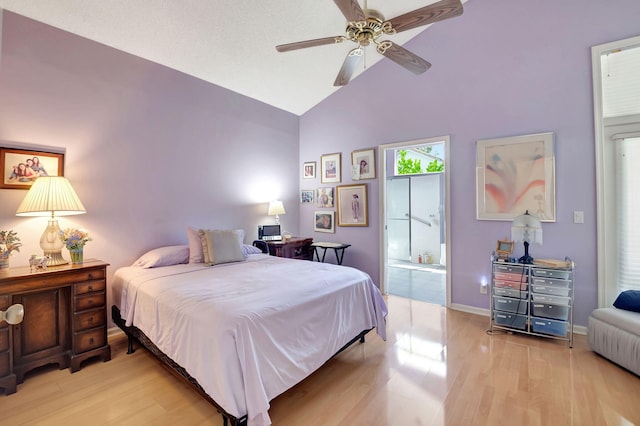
[275,0,463,86]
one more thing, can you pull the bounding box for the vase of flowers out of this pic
[0,229,22,269]
[60,228,91,264]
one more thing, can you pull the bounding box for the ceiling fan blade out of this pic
[334,47,364,86]
[334,0,365,22]
[276,36,345,52]
[377,41,431,75]
[388,0,463,34]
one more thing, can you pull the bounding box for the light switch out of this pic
[573,211,584,224]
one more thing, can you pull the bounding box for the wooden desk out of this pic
[0,259,111,395]
[312,242,351,265]
[266,237,313,260]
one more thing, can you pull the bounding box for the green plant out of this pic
[396,150,423,174]
[426,159,444,172]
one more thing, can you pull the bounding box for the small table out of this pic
[312,242,351,265]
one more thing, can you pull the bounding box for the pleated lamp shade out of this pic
[16,176,86,217]
[16,177,86,265]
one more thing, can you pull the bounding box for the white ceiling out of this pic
[0,0,466,116]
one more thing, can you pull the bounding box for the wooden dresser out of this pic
[0,259,110,395]
[266,237,313,260]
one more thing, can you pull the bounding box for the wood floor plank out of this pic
[1,295,639,425]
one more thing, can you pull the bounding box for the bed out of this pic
[111,251,387,426]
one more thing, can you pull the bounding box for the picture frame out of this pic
[1,147,65,190]
[476,132,556,222]
[351,148,376,180]
[336,183,368,227]
[300,189,314,204]
[314,211,335,233]
[316,186,334,208]
[303,161,316,179]
[496,239,514,261]
[320,152,341,184]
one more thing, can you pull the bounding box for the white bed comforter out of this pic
[112,254,387,426]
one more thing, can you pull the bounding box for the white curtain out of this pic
[615,136,640,292]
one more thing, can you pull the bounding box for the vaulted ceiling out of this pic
[0,0,467,115]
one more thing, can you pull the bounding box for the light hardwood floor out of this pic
[2,295,639,425]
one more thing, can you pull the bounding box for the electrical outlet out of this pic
[573,211,584,224]
[480,283,488,294]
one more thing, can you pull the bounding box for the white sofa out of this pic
[588,307,640,376]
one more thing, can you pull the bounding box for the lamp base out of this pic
[518,254,534,264]
[44,250,68,266]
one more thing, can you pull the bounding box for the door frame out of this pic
[378,135,451,306]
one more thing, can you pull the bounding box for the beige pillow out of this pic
[198,229,246,266]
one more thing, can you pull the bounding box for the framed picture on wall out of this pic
[314,211,335,233]
[316,186,334,207]
[320,153,341,184]
[300,189,314,204]
[351,148,375,180]
[476,132,556,221]
[336,183,368,227]
[303,161,316,179]
[0,147,65,189]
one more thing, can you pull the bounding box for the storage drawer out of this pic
[74,292,105,311]
[531,303,570,320]
[530,284,571,297]
[74,280,106,296]
[494,312,527,330]
[532,268,571,279]
[531,317,568,337]
[74,328,106,353]
[493,280,527,291]
[493,296,528,315]
[493,264,525,275]
[531,293,571,306]
[531,276,570,287]
[494,271,527,283]
[73,308,106,332]
[494,287,528,299]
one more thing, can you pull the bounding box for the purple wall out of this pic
[299,0,640,326]
[0,12,300,322]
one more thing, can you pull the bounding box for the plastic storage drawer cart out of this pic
[489,256,574,347]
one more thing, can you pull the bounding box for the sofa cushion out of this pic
[590,307,640,337]
[613,290,640,313]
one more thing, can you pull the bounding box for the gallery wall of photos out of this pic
[302,148,374,233]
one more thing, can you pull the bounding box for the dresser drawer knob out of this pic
[89,337,94,345]
[88,285,93,291]
[88,300,94,305]
[88,316,94,323]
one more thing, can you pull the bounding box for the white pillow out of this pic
[199,229,246,266]
[187,226,204,263]
[242,244,263,255]
[132,245,189,268]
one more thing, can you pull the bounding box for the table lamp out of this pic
[511,210,542,264]
[15,176,86,266]
[268,200,286,225]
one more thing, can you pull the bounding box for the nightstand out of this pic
[266,237,313,260]
[0,259,111,395]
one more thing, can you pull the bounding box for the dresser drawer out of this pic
[74,292,105,311]
[73,308,106,332]
[74,328,106,353]
[74,280,106,296]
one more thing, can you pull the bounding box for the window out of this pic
[594,36,640,306]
